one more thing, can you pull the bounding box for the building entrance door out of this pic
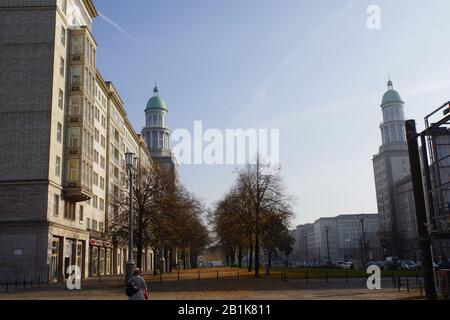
[50,238,60,282]
[64,239,77,279]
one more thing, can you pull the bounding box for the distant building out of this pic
[292,214,382,264]
[372,79,411,256]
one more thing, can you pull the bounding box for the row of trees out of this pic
[109,162,209,273]
[210,156,294,277]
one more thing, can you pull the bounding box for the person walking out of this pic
[126,268,148,300]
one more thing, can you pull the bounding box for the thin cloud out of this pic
[98,11,141,44]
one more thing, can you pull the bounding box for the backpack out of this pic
[126,279,139,297]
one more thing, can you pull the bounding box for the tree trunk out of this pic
[248,238,254,272]
[268,251,272,268]
[136,241,143,270]
[255,229,260,278]
[238,246,243,268]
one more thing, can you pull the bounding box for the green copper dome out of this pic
[146,85,167,111]
[382,80,403,105]
[146,96,167,111]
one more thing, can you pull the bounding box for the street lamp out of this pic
[125,152,136,285]
[304,235,309,265]
[359,215,366,266]
[345,239,352,262]
[325,226,331,261]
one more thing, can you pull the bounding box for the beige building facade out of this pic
[0,0,154,282]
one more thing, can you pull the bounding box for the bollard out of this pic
[345,270,348,283]
[160,272,162,282]
[217,271,219,281]
[305,271,309,283]
[397,277,401,292]
[6,281,8,293]
[419,280,423,295]
[406,279,410,293]
[38,275,41,285]
[325,272,329,283]
[198,270,200,281]
[15,279,18,290]
[178,270,180,282]
[415,272,419,285]
[31,278,33,288]
[237,271,240,280]
[23,277,26,289]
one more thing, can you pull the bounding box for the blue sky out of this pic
[92,0,450,227]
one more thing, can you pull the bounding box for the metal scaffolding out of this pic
[422,101,450,238]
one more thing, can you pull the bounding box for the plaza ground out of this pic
[0,268,425,300]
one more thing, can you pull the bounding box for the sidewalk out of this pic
[0,270,424,300]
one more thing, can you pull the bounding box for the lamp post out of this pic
[125,152,136,285]
[304,235,309,265]
[345,239,351,262]
[325,226,331,261]
[359,215,366,266]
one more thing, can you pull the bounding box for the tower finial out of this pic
[153,82,159,96]
[387,76,393,90]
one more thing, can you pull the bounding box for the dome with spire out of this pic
[146,85,167,111]
[382,79,403,105]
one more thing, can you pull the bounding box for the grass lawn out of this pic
[267,267,421,279]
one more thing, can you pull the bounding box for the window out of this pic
[93,172,99,186]
[55,156,61,177]
[101,115,106,128]
[68,160,79,181]
[64,202,76,220]
[95,129,99,142]
[94,150,99,164]
[87,218,91,230]
[53,195,59,217]
[99,198,105,212]
[93,220,98,231]
[93,195,98,208]
[101,135,106,148]
[68,128,80,148]
[56,123,62,143]
[58,89,64,109]
[100,156,105,169]
[99,222,104,233]
[60,57,65,77]
[61,26,66,46]
[72,36,83,55]
[71,66,81,85]
[100,177,105,190]
[79,205,84,222]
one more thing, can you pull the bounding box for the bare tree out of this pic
[212,155,294,277]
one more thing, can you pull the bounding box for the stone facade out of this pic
[293,214,382,264]
[0,0,155,282]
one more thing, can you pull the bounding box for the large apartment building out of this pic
[0,0,154,282]
[292,214,382,264]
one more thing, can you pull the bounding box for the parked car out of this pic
[336,261,346,269]
[401,260,417,270]
[324,260,336,268]
[343,262,354,270]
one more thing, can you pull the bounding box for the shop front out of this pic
[89,239,113,277]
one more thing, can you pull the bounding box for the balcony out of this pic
[64,183,93,202]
